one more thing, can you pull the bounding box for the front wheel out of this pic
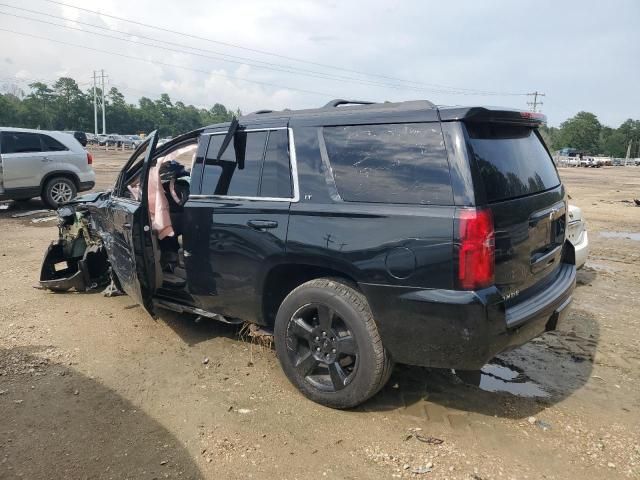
[274,278,392,409]
[42,177,77,209]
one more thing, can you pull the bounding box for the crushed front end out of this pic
[40,204,110,292]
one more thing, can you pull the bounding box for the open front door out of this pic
[104,131,159,315]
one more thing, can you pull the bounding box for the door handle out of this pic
[41,157,51,162]
[247,219,278,230]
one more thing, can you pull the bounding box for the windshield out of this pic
[465,123,561,203]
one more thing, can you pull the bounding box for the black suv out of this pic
[40,99,576,408]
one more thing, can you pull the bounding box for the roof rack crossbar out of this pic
[323,99,375,108]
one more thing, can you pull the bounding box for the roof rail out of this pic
[250,109,274,115]
[323,99,375,108]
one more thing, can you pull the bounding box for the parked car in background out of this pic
[567,205,588,269]
[567,157,581,167]
[62,130,88,147]
[38,101,576,408]
[128,135,143,147]
[0,127,95,208]
[157,136,173,146]
[85,133,98,145]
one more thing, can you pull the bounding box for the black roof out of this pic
[203,99,545,131]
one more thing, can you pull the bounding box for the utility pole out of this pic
[527,91,545,112]
[93,71,98,136]
[100,69,107,135]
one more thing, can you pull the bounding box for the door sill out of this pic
[153,298,243,325]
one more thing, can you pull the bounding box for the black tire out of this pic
[41,177,77,209]
[274,278,392,409]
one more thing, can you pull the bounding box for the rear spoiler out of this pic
[438,107,546,127]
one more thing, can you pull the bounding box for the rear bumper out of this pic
[361,261,576,370]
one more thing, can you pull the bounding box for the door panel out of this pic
[184,199,289,322]
[100,131,159,314]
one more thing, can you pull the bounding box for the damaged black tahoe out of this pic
[41,99,576,408]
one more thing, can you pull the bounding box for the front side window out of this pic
[1,132,43,154]
[323,123,453,205]
[200,129,293,199]
[201,131,267,196]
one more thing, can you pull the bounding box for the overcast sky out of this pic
[1,0,638,127]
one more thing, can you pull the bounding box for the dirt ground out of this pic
[1,149,639,480]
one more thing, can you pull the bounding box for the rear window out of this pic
[323,123,453,205]
[465,123,560,203]
[41,134,68,152]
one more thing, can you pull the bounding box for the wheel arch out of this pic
[40,170,81,193]
[260,261,361,327]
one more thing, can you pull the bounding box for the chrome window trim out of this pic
[201,126,288,135]
[190,127,299,203]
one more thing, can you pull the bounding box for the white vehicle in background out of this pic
[567,204,589,269]
[0,127,95,208]
[567,157,581,167]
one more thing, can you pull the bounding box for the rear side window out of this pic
[465,123,560,203]
[323,123,453,205]
[260,130,292,198]
[1,132,42,154]
[40,134,68,152]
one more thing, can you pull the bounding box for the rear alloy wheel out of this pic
[42,177,77,209]
[275,278,392,409]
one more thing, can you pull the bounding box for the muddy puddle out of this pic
[599,231,640,241]
[457,360,550,398]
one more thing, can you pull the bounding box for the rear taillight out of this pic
[87,152,93,165]
[457,208,495,290]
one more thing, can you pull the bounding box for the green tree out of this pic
[51,77,91,130]
[556,112,602,153]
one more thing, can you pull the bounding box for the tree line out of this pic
[540,112,639,158]
[1,76,639,157]
[0,77,237,137]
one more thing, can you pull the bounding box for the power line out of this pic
[32,0,528,97]
[0,27,342,98]
[0,5,525,97]
[0,8,498,96]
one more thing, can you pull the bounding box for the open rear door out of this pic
[105,131,159,315]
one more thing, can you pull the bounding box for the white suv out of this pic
[0,127,95,208]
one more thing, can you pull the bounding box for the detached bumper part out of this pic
[40,241,110,292]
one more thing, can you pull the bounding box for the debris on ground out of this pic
[415,435,444,445]
[31,216,58,223]
[411,462,433,474]
[535,419,552,431]
[11,209,50,218]
[102,279,125,297]
[634,198,640,206]
[239,322,273,350]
